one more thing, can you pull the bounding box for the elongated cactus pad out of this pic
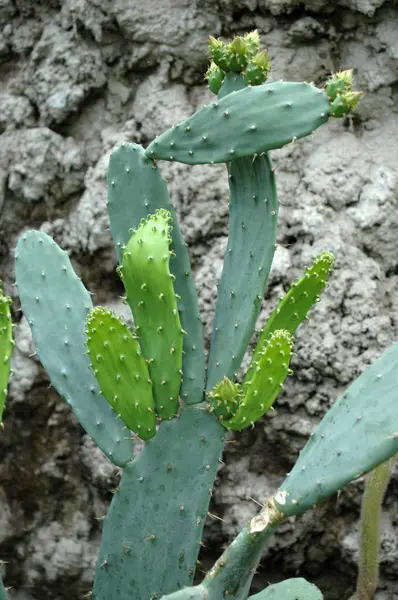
[0,284,13,426]
[146,82,330,165]
[120,209,183,420]
[245,251,334,386]
[86,307,156,441]
[15,231,133,467]
[250,578,323,600]
[206,152,278,389]
[275,341,398,517]
[223,330,293,430]
[107,143,205,405]
[93,405,225,600]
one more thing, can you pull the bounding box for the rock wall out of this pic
[1,1,398,599]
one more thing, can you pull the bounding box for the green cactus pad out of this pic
[275,342,398,517]
[0,283,13,426]
[223,330,293,430]
[107,142,205,405]
[206,152,278,389]
[146,82,330,165]
[92,405,225,600]
[120,209,183,420]
[245,251,334,386]
[15,231,133,467]
[250,578,323,600]
[86,307,156,441]
[207,377,242,421]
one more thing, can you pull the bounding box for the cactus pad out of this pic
[86,307,156,441]
[93,405,225,600]
[245,251,334,386]
[107,143,205,405]
[0,283,13,425]
[15,231,133,467]
[250,578,323,600]
[146,82,330,165]
[275,342,398,517]
[120,209,183,420]
[206,152,278,389]
[223,330,293,430]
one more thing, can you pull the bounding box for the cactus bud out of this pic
[207,376,242,421]
[329,90,362,118]
[243,30,260,56]
[243,49,271,86]
[205,61,225,95]
[325,69,353,101]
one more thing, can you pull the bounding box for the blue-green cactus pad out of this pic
[15,231,133,467]
[146,82,330,165]
[206,152,278,389]
[250,578,323,600]
[93,405,225,600]
[276,342,398,516]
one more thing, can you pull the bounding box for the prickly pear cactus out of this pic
[13,29,372,600]
[0,282,13,426]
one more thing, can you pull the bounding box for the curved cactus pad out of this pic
[245,251,334,386]
[0,284,13,425]
[224,330,293,430]
[120,209,183,420]
[15,231,133,467]
[250,578,323,600]
[86,307,156,441]
[275,342,398,517]
[206,152,278,389]
[146,82,330,165]
[107,142,205,405]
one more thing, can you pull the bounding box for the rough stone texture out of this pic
[1,1,398,599]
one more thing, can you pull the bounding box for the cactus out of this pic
[13,29,398,600]
[0,283,13,426]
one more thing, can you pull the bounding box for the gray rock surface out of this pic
[1,1,398,599]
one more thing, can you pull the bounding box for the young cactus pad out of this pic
[223,330,293,431]
[107,142,205,405]
[0,283,13,425]
[244,251,334,386]
[120,209,183,420]
[250,578,323,600]
[86,307,156,441]
[14,231,133,467]
[275,341,398,517]
[146,82,330,165]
